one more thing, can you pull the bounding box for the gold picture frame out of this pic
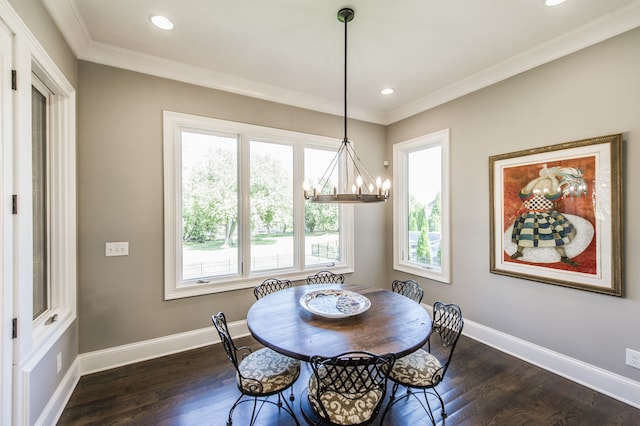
[489,134,623,296]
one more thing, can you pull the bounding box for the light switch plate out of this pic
[106,242,129,256]
[627,348,640,369]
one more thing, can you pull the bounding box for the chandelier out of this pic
[304,8,390,204]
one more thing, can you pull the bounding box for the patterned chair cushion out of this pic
[238,348,300,395]
[307,366,383,425]
[388,349,443,387]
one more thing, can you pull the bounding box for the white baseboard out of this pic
[463,319,640,409]
[34,357,81,426]
[79,320,249,375]
[41,315,637,426]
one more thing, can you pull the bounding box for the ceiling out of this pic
[43,0,640,125]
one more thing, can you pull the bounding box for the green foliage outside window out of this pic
[182,147,338,244]
[182,146,237,244]
[409,191,442,265]
[416,227,432,263]
[428,192,441,232]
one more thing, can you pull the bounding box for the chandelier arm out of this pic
[344,142,377,186]
[316,141,347,191]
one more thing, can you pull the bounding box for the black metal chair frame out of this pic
[306,270,345,285]
[254,277,293,300]
[252,277,297,402]
[212,312,300,426]
[302,351,395,426]
[380,302,464,425]
[391,279,424,304]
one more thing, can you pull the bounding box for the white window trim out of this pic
[163,111,354,299]
[13,30,77,367]
[393,129,451,283]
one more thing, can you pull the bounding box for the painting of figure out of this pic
[489,134,622,296]
[504,162,594,273]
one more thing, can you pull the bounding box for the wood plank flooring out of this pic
[58,335,639,425]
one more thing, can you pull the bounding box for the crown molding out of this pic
[43,0,640,125]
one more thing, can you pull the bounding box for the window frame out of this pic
[393,129,451,283]
[163,111,354,299]
[13,50,77,360]
[25,62,76,346]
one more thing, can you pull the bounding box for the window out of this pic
[304,147,340,267]
[31,77,50,321]
[163,111,354,299]
[26,67,76,344]
[393,129,450,283]
[250,140,294,271]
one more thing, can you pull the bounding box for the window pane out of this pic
[407,146,441,267]
[304,147,340,266]
[181,131,238,280]
[250,141,294,271]
[32,85,48,320]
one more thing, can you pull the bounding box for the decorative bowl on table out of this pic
[300,289,371,319]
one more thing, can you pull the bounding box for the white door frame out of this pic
[0,16,15,426]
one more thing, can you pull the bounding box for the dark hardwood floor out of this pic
[58,335,639,425]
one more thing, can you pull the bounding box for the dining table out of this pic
[246,283,432,361]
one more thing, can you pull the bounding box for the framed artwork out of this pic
[489,134,623,296]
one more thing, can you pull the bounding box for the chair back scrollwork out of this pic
[391,279,424,304]
[307,270,345,285]
[305,351,395,425]
[254,278,293,300]
[430,301,464,379]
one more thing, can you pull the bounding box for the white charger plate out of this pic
[300,289,371,319]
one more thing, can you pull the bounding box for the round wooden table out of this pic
[247,283,432,361]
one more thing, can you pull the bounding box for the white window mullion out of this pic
[439,132,451,283]
[239,132,250,277]
[294,143,306,271]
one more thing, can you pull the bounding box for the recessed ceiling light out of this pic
[380,88,394,95]
[545,0,566,6]
[150,15,174,30]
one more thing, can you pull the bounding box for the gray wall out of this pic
[388,27,640,381]
[76,61,387,353]
[8,0,78,423]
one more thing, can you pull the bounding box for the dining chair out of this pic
[253,277,293,300]
[252,277,298,402]
[212,312,301,426]
[306,270,345,285]
[302,351,395,426]
[380,301,464,425]
[391,279,424,304]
